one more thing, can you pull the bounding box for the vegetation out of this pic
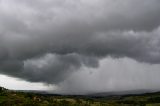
[1,87,160,106]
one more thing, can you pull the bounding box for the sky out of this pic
[0,0,160,94]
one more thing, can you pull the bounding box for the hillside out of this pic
[1,86,160,106]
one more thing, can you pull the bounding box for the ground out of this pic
[1,87,160,106]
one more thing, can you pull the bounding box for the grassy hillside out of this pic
[1,87,160,106]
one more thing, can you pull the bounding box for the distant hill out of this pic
[88,89,157,97]
[15,89,157,97]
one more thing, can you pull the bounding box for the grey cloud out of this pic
[0,0,160,84]
[22,53,98,83]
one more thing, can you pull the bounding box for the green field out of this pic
[1,87,160,106]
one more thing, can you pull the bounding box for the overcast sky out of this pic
[0,0,160,94]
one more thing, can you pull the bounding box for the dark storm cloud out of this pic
[22,53,98,83]
[0,0,160,84]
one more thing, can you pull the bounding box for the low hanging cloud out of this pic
[56,57,160,94]
[0,0,160,85]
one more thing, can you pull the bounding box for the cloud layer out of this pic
[0,0,160,87]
